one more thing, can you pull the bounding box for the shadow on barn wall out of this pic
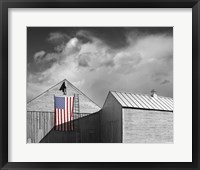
[40,111,101,143]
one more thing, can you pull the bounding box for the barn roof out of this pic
[111,91,173,111]
[27,79,100,113]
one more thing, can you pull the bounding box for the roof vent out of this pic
[151,89,157,98]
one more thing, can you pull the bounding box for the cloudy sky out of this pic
[27,27,173,107]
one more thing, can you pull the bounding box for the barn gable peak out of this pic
[27,79,100,113]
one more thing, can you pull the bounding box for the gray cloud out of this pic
[34,51,61,64]
[33,37,81,65]
[114,52,142,74]
[100,60,115,67]
[78,53,91,67]
[152,72,168,83]
[54,43,66,52]
[47,32,70,44]
[33,50,46,63]
[161,80,170,85]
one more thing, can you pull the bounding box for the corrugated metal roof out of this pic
[111,91,173,111]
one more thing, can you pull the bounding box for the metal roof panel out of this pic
[157,97,171,110]
[116,92,132,107]
[125,93,140,108]
[111,92,127,106]
[119,92,134,107]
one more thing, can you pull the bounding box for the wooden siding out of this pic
[27,111,91,143]
[122,108,173,143]
[101,92,122,143]
[27,111,54,143]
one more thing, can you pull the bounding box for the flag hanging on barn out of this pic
[54,95,74,131]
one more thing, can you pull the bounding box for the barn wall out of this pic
[123,108,173,143]
[39,128,77,143]
[27,111,54,143]
[27,111,91,143]
[78,112,101,143]
[100,92,122,143]
[40,112,100,143]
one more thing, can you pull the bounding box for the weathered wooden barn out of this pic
[101,91,173,143]
[27,79,100,143]
[27,79,173,143]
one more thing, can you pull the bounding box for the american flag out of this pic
[54,95,74,131]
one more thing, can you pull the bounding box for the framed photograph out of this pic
[0,0,199,169]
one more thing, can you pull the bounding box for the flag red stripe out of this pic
[57,109,59,129]
[60,109,62,131]
[62,109,65,131]
[57,109,60,130]
[56,109,57,130]
[71,97,74,130]
[59,109,61,131]
[67,97,68,131]
[55,108,57,130]
[58,109,59,131]
[69,97,71,131]
[54,108,56,129]
[64,104,66,131]
[61,109,62,131]
[65,98,67,131]
[56,108,58,130]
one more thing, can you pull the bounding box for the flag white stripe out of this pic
[62,109,64,131]
[68,97,71,128]
[56,108,58,130]
[65,97,67,131]
[56,108,59,130]
[59,109,61,131]
[71,97,73,130]
[57,109,59,130]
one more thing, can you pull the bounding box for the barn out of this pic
[100,91,173,143]
[27,79,100,143]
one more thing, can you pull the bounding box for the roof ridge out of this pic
[27,79,66,104]
[110,90,173,100]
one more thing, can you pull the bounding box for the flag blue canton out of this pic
[55,96,65,109]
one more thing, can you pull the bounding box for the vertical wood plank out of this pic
[27,112,57,143]
[31,112,33,143]
[33,112,36,143]
[27,112,31,140]
[35,112,39,143]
